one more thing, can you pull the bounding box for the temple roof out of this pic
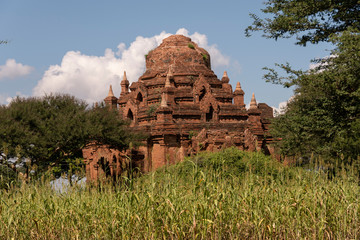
[142,34,213,78]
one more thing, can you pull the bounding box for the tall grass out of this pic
[1,148,359,239]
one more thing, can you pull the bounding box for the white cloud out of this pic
[33,29,230,103]
[272,101,288,117]
[0,92,27,105]
[175,28,230,68]
[309,55,336,72]
[0,94,8,105]
[272,96,296,117]
[0,59,33,80]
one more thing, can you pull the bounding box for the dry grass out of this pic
[1,148,359,239]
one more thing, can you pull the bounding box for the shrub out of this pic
[201,53,208,60]
[187,43,195,49]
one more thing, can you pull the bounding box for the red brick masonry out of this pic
[83,35,274,181]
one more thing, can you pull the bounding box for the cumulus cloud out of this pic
[0,59,33,80]
[33,28,230,103]
[272,101,288,117]
[309,55,336,72]
[0,94,9,105]
[272,96,296,117]
[176,28,230,67]
[0,92,27,105]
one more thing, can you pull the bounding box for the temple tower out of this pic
[104,85,118,109]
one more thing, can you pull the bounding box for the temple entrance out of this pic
[99,157,111,178]
[127,109,134,121]
[136,92,143,103]
[206,105,214,122]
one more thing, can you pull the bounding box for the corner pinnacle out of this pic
[250,93,257,109]
[165,75,171,88]
[160,92,167,107]
[108,85,114,97]
[223,71,228,78]
[168,65,174,78]
[235,82,242,91]
[123,71,127,81]
[221,71,230,83]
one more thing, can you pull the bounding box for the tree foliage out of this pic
[269,29,360,162]
[246,0,360,46]
[0,94,139,178]
[246,0,360,163]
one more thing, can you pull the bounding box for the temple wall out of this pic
[83,35,275,182]
[82,144,123,181]
[83,125,272,182]
[151,142,166,169]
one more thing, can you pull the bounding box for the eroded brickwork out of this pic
[83,35,274,181]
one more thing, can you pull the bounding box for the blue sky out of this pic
[0,0,332,110]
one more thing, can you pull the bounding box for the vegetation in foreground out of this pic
[1,148,359,239]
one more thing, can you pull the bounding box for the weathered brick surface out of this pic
[83,35,274,181]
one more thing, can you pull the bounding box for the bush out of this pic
[187,43,195,49]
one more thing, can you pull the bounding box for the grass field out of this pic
[1,148,359,239]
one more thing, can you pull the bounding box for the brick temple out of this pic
[83,35,274,181]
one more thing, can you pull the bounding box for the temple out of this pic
[83,35,274,181]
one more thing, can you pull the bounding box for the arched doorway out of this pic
[206,105,214,122]
[127,109,134,121]
[99,157,111,178]
[136,92,143,103]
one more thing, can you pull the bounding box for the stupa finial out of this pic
[250,93,257,109]
[107,85,114,97]
[165,65,174,88]
[160,92,167,107]
[223,71,228,78]
[221,71,230,83]
[235,82,242,91]
[168,65,174,78]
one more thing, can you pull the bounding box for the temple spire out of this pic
[165,75,171,88]
[165,65,173,88]
[235,82,242,91]
[168,65,174,78]
[223,71,228,78]
[107,85,114,97]
[104,84,118,109]
[250,93,257,109]
[233,81,245,108]
[121,70,129,95]
[221,71,230,83]
[160,92,167,107]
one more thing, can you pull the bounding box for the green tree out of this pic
[246,1,360,163]
[270,30,360,162]
[0,94,138,181]
[246,0,360,46]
